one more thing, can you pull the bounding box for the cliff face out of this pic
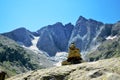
[37,22,74,56]
[69,16,104,52]
[7,57,120,80]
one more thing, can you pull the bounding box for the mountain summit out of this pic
[2,27,34,47]
[2,16,120,57]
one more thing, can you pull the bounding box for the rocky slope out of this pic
[86,36,120,61]
[0,35,54,76]
[6,57,120,80]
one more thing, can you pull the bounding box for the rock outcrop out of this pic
[62,43,83,65]
[7,57,120,80]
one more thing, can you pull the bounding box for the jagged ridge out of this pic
[2,16,120,57]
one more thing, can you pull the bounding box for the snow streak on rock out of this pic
[28,36,40,52]
[106,35,117,40]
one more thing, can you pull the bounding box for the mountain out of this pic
[69,16,103,52]
[6,57,120,80]
[86,36,120,61]
[0,35,54,76]
[2,23,74,56]
[2,16,120,58]
[37,22,74,56]
[1,16,120,79]
[85,21,120,61]
[69,17,120,61]
[2,27,34,47]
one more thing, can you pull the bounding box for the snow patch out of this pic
[28,36,39,51]
[53,52,68,66]
[106,36,117,40]
[22,36,43,54]
[54,52,68,61]
[54,61,62,66]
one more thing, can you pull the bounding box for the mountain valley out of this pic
[0,16,120,80]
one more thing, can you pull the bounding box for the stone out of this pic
[62,43,83,65]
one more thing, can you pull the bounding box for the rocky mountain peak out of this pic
[78,16,87,21]
[69,16,105,53]
[65,22,73,26]
[88,18,103,24]
[2,16,120,57]
[2,27,34,47]
[14,27,27,31]
[53,22,63,27]
[37,22,74,56]
[65,22,74,28]
[76,16,88,25]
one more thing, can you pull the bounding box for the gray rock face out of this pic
[69,16,103,52]
[37,22,74,56]
[111,21,120,36]
[86,36,120,62]
[97,22,120,42]
[2,27,34,47]
[97,24,113,42]
[69,16,120,55]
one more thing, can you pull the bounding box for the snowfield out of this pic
[29,36,39,51]
[106,35,117,40]
[22,36,69,66]
[53,52,68,66]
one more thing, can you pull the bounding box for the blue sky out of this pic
[0,0,120,33]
